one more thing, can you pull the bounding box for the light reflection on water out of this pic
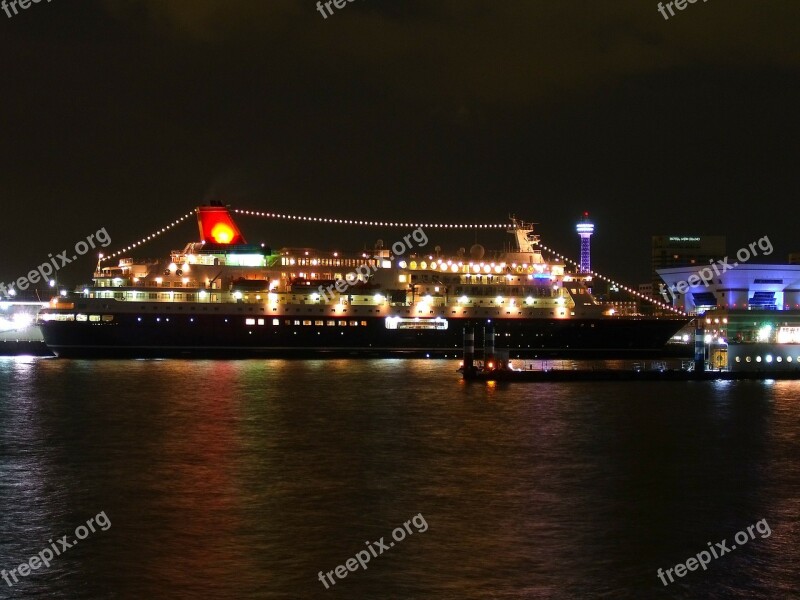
[0,358,798,599]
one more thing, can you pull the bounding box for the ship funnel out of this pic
[197,204,247,245]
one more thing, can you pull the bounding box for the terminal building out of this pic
[657,264,800,372]
[657,264,800,314]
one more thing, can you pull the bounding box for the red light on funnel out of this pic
[196,205,246,245]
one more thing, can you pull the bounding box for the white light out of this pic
[11,313,34,329]
[458,295,469,304]
[495,296,503,304]
[374,293,384,303]
[199,290,207,299]
[233,291,243,300]
[49,280,56,287]
[525,296,534,305]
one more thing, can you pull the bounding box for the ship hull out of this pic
[40,311,688,359]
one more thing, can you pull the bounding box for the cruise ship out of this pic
[38,203,688,358]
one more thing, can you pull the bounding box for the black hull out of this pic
[41,314,688,359]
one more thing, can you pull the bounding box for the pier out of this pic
[459,326,800,383]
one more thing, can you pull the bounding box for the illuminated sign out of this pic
[777,327,800,344]
[668,237,701,242]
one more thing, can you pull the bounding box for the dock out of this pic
[459,325,800,382]
[461,366,800,382]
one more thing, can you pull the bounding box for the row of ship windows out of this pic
[44,314,371,327]
[734,355,798,364]
[41,314,114,322]
[246,319,369,327]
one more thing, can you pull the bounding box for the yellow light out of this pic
[211,222,235,244]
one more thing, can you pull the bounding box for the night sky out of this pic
[1,0,798,290]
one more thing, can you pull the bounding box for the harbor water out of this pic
[0,358,798,599]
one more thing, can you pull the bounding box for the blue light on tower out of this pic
[576,212,594,273]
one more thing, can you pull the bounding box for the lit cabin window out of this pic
[89,315,101,322]
[246,318,256,325]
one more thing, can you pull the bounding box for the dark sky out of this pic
[1,0,798,289]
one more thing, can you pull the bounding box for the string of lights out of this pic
[98,210,196,264]
[537,242,686,316]
[231,208,507,229]
[96,205,685,316]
